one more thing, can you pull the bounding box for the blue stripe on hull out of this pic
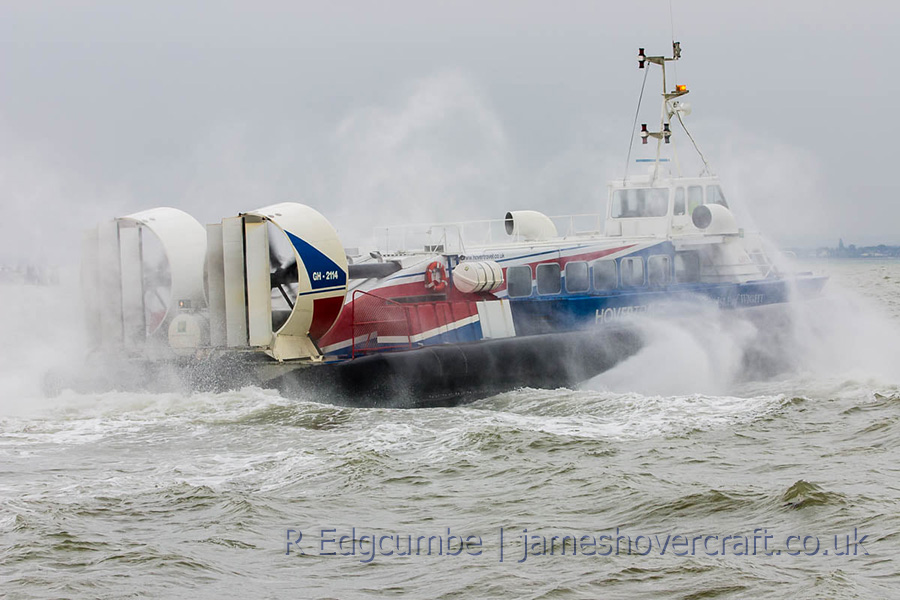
[327,275,826,359]
[508,278,809,336]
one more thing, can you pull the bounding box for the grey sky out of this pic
[2,0,898,264]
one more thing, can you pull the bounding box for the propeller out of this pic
[269,245,298,305]
[141,252,171,334]
[267,224,299,329]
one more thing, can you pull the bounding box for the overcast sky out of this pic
[2,0,899,264]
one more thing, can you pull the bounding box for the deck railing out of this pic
[372,213,606,254]
[350,289,417,358]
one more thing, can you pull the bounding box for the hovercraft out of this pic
[59,42,826,407]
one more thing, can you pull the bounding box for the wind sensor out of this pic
[638,42,687,145]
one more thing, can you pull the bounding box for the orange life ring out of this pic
[424,261,447,292]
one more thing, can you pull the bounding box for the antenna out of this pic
[622,60,650,183]
[633,42,683,180]
[669,0,679,82]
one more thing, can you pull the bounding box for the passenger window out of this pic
[592,260,617,290]
[506,265,533,297]
[565,261,589,293]
[647,255,670,285]
[688,186,703,214]
[674,251,701,283]
[536,263,561,295]
[674,187,685,216]
[706,185,729,207]
[621,257,644,287]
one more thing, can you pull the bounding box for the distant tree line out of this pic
[788,239,900,259]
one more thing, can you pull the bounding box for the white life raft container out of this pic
[452,260,504,294]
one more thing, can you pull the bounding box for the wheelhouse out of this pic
[605,174,730,238]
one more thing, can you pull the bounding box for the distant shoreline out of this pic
[786,242,900,260]
[791,255,900,261]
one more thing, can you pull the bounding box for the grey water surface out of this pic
[1,260,899,599]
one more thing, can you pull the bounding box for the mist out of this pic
[3,0,900,268]
[2,1,900,407]
[587,274,900,397]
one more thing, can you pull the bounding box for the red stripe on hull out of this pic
[318,244,637,349]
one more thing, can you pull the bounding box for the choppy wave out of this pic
[2,262,900,598]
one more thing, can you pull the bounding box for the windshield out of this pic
[611,188,669,218]
[706,185,729,207]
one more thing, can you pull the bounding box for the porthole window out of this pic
[647,255,670,286]
[536,263,561,295]
[592,260,617,290]
[620,257,644,287]
[565,261,589,293]
[506,265,533,298]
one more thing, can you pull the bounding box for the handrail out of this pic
[373,212,607,252]
[350,289,416,358]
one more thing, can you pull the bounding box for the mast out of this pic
[635,42,713,179]
[637,42,688,182]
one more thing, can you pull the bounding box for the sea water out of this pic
[1,260,898,598]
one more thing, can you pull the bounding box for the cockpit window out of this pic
[706,185,729,207]
[687,186,703,214]
[611,188,669,218]
[674,187,685,216]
